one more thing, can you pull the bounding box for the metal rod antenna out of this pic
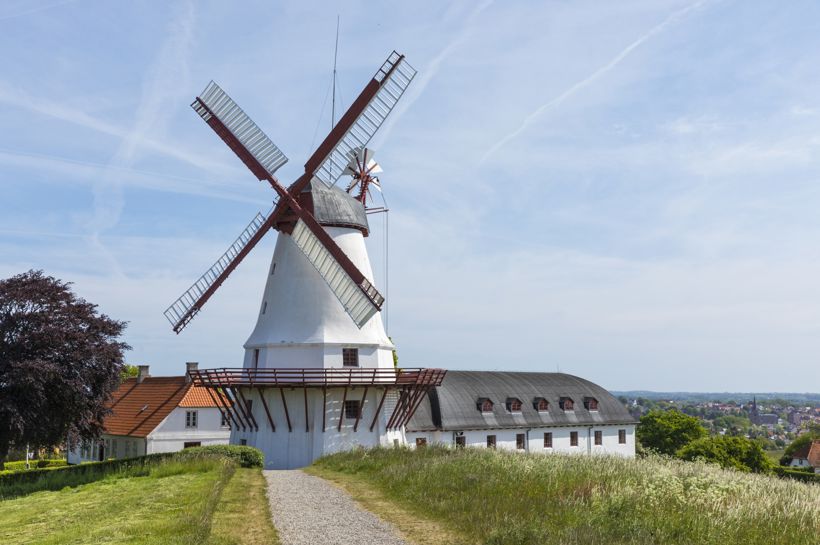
[330,14,340,182]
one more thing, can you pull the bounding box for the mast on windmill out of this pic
[163,51,416,334]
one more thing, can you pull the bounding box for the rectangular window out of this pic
[185,410,198,428]
[570,431,578,447]
[594,430,602,446]
[516,433,526,450]
[262,302,267,315]
[112,439,118,458]
[415,437,427,448]
[486,435,496,449]
[455,435,466,448]
[183,441,201,449]
[342,347,359,367]
[240,439,247,446]
[253,349,260,369]
[618,429,627,444]
[344,400,361,419]
[544,432,553,448]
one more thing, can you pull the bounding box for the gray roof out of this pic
[407,371,636,432]
[304,178,369,233]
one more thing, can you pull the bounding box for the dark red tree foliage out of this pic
[0,270,129,468]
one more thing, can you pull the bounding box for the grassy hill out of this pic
[313,446,819,545]
[0,449,278,545]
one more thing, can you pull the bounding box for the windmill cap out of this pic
[300,178,369,233]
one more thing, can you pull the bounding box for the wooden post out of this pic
[338,386,348,432]
[303,388,309,433]
[279,388,292,432]
[353,386,368,432]
[369,387,389,432]
[257,387,275,431]
[321,387,327,433]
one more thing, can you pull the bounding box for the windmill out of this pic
[164,51,416,334]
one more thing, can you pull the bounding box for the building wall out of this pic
[147,406,231,454]
[405,424,636,457]
[232,386,403,469]
[66,434,147,464]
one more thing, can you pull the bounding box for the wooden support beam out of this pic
[216,370,247,431]
[386,389,409,429]
[279,388,292,432]
[234,387,259,431]
[200,373,236,430]
[369,387,389,432]
[303,388,309,433]
[229,386,253,431]
[398,387,431,428]
[257,387,275,432]
[338,386,348,432]
[353,386,368,432]
[321,387,327,433]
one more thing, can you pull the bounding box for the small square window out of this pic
[344,400,361,419]
[240,439,247,446]
[415,437,427,448]
[535,398,549,412]
[560,397,575,411]
[183,441,201,449]
[342,348,359,367]
[584,397,599,411]
[185,410,198,428]
[544,432,553,448]
[594,430,602,445]
[618,429,627,444]
[486,435,496,449]
[478,398,494,413]
[506,398,522,413]
[570,431,578,446]
[455,435,466,448]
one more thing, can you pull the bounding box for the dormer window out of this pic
[559,397,574,411]
[534,397,549,412]
[506,398,523,413]
[584,397,599,411]
[477,398,494,413]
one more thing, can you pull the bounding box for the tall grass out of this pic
[315,446,820,545]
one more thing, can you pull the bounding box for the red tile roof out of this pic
[105,377,190,437]
[105,377,232,437]
[809,441,820,468]
[179,385,230,408]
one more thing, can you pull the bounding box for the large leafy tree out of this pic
[637,409,707,455]
[0,270,129,469]
[677,435,771,473]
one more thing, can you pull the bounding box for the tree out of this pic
[637,409,707,455]
[0,270,129,469]
[678,436,772,473]
[120,364,140,382]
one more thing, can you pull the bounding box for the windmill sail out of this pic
[164,210,274,333]
[307,51,415,188]
[290,219,382,328]
[193,82,289,181]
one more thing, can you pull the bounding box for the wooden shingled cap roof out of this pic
[105,375,228,437]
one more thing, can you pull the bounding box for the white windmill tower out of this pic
[164,52,445,468]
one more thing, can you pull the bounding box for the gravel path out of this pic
[264,470,408,545]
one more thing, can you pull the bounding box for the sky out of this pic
[2,0,820,392]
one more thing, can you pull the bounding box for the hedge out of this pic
[774,466,820,483]
[2,459,68,472]
[0,445,264,499]
[177,445,263,468]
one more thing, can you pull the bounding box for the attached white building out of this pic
[405,371,637,457]
[67,363,230,464]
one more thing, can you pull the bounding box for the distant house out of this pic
[789,440,820,473]
[67,363,230,464]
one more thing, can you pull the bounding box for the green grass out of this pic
[206,468,280,545]
[314,446,820,545]
[0,454,278,545]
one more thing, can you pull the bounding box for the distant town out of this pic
[613,391,820,459]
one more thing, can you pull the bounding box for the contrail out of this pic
[0,0,78,22]
[481,0,706,163]
[374,0,493,147]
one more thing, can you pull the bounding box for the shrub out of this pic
[773,466,820,483]
[177,445,263,468]
[677,436,772,473]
